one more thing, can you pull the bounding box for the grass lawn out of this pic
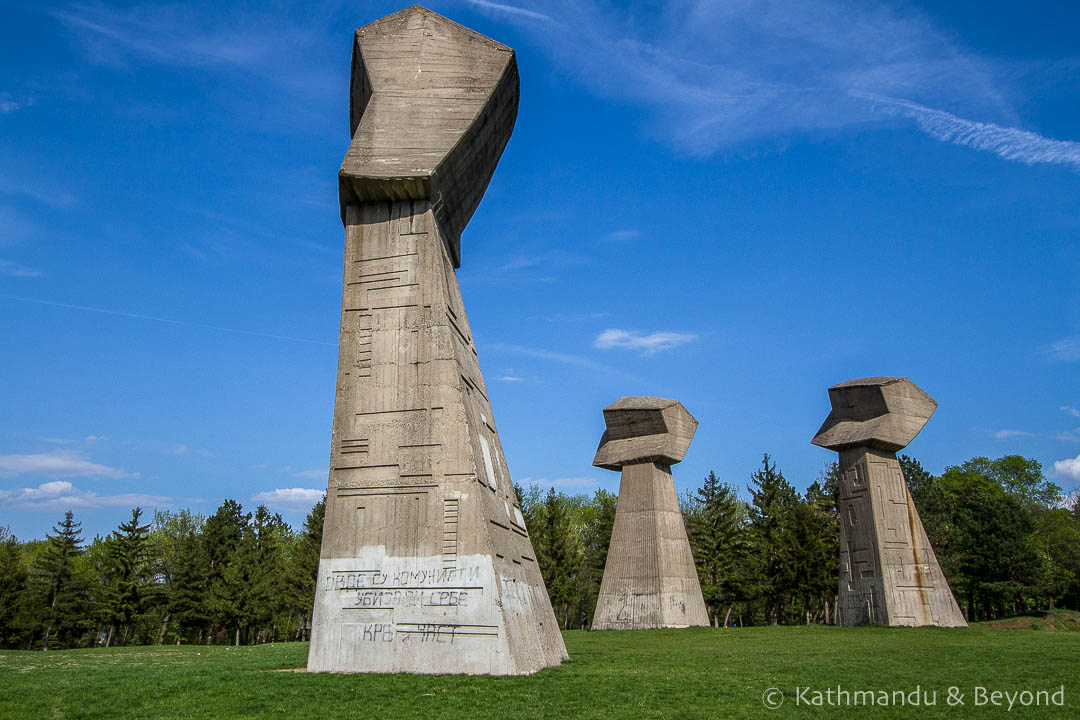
[1,625,1078,719]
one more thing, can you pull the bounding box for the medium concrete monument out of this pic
[308,6,567,674]
[591,397,710,630]
[812,377,966,627]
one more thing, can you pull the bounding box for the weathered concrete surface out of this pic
[338,5,518,268]
[591,398,709,630]
[813,377,967,628]
[308,7,567,675]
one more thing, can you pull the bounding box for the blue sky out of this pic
[1,0,1078,540]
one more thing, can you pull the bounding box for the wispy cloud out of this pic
[0,450,136,479]
[252,487,324,510]
[862,93,1080,171]
[0,93,33,114]
[0,259,42,278]
[1061,406,1080,417]
[0,480,168,511]
[488,342,644,384]
[50,2,337,96]
[488,1,1077,168]
[0,177,77,209]
[498,375,523,382]
[1053,454,1080,482]
[1043,337,1080,362]
[0,294,333,346]
[1057,428,1080,443]
[465,0,553,23]
[601,229,641,244]
[991,429,1035,440]
[593,328,697,355]
[52,2,276,69]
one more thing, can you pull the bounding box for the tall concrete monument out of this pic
[591,397,710,630]
[812,377,966,627]
[308,6,567,674]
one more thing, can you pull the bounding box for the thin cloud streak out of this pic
[0,294,334,347]
[1043,337,1080,362]
[991,429,1034,440]
[490,0,1075,169]
[0,259,42,278]
[488,342,644,384]
[465,0,553,23]
[862,93,1080,172]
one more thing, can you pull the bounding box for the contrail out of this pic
[856,92,1080,172]
[0,294,335,346]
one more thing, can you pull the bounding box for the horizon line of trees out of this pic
[0,499,325,651]
[2,453,1077,649]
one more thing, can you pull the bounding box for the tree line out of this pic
[0,500,325,650]
[1,452,1076,649]
[519,453,1079,628]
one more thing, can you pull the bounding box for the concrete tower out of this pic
[307,6,567,675]
[591,397,710,630]
[812,377,966,627]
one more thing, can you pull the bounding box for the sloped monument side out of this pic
[308,6,568,674]
[591,397,710,630]
[812,377,967,627]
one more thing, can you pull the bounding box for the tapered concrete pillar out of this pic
[812,377,966,627]
[591,397,709,630]
[307,6,567,675]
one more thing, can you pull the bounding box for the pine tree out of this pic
[102,507,154,645]
[687,471,749,626]
[747,454,799,624]
[36,511,88,650]
[285,495,325,640]
[204,499,248,643]
[169,530,209,643]
[0,527,28,647]
[575,488,616,628]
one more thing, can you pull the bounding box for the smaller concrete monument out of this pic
[812,377,966,627]
[591,397,710,630]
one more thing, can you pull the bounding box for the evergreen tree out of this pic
[285,495,325,640]
[579,488,616,628]
[204,499,248,643]
[169,530,210,643]
[747,454,799,624]
[244,505,290,643]
[0,527,28,647]
[789,481,839,624]
[102,507,154,645]
[151,509,208,643]
[687,471,749,626]
[35,511,89,650]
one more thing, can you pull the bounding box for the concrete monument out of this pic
[308,6,568,674]
[812,377,966,627]
[591,397,710,630]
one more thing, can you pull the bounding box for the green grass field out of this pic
[2,624,1078,719]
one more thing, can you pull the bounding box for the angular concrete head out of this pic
[339,5,519,267]
[593,397,698,470]
[812,377,937,452]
